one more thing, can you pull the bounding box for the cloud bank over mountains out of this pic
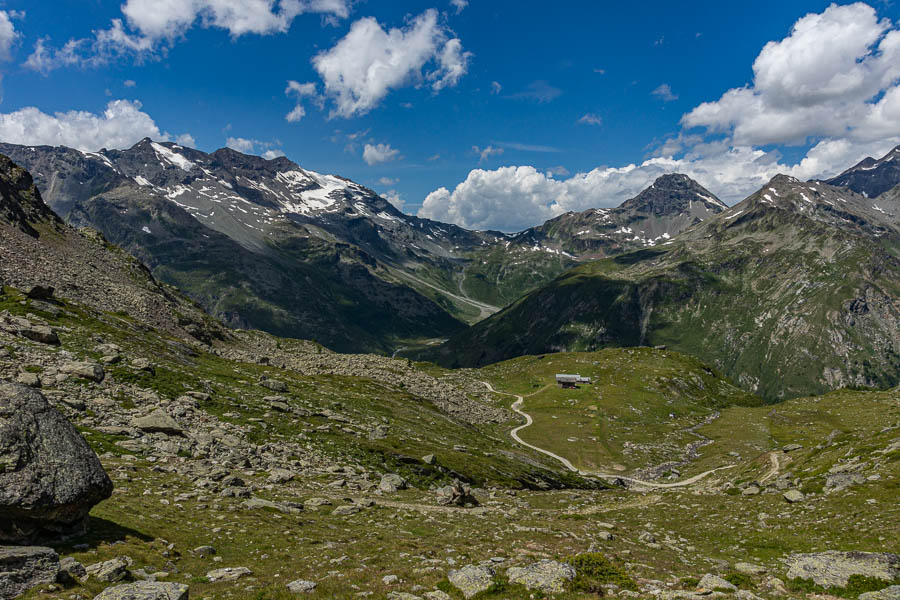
[420,2,900,231]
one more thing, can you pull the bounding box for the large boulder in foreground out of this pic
[0,383,113,543]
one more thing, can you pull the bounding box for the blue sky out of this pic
[1,1,900,231]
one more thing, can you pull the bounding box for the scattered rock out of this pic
[859,585,900,600]
[331,505,360,516]
[85,557,131,583]
[379,473,408,494]
[241,497,302,514]
[782,444,803,452]
[784,551,900,588]
[0,383,113,543]
[131,410,183,436]
[59,362,105,382]
[783,489,805,503]
[192,546,215,558]
[59,557,87,580]
[423,592,451,600]
[0,546,60,600]
[506,559,576,594]
[14,372,41,388]
[733,562,766,575]
[286,579,316,594]
[422,454,436,465]
[447,565,495,599]
[383,574,399,585]
[260,378,287,392]
[206,567,252,582]
[698,574,737,592]
[93,582,189,600]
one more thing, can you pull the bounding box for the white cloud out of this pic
[0,99,194,151]
[124,79,137,87]
[578,113,602,126]
[312,9,470,118]
[490,81,502,95]
[651,83,678,102]
[363,142,399,165]
[0,11,19,61]
[418,137,900,232]
[472,144,503,163]
[175,133,196,147]
[421,3,900,232]
[25,1,350,72]
[284,80,318,122]
[383,189,404,210]
[226,137,256,153]
[450,0,468,14]
[682,2,900,146]
[286,105,306,122]
[226,136,284,157]
[377,176,397,185]
[122,0,350,39]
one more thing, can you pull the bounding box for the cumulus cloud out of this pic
[363,142,399,165]
[419,137,900,232]
[263,149,286,159]
[490,81,502,95]
[0,10,19,61]
[682,2,900,146]
[578,113,602,126]
[651,83,678,102]
[312,9,471,118]
[422,2,900,232]
[226,136,257,153]
[25,0,350,72]
[0,99,194,151]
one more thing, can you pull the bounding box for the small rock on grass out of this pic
[206,567,252,582]
[93,582,189,600]
[286,579,316,593]
[447,565,494,599]
[506,560,576,594]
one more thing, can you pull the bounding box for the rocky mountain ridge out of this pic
[420,174,900,399]
[825,144,900,198]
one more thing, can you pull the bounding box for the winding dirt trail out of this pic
[483,381,735,489]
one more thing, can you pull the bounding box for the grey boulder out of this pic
[0,546,60,600]
[859,586,900,600]
[378,473,408,493]
[131,410,183,436]
[784,551,900,588]
[506,560,576,594]
[93,582,189,600]
[447,565,494,599]
[59,362,105,382]
[0,384,113,543]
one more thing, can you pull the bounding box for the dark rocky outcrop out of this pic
[0,546,60,600]
[0,383,113,543]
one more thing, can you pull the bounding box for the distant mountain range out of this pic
[0,139,729,352]
[5,138,899,399]
[421,149,900,399]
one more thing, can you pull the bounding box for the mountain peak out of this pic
[619,173,726,215]
[825,145,900,198]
